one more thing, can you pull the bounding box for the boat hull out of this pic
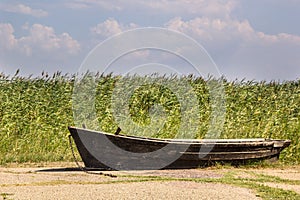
[68,126,291,170]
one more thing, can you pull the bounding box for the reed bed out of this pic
[0,72,298,164]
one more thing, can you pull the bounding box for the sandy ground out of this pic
[0,163,300,200]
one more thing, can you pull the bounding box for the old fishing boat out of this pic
[68,126,291,170]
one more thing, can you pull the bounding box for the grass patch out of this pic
[0,193,14,200]
[205,171,300,200]
[247,172,300,185]
[242,182,300,200]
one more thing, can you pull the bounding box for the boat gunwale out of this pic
[68,126,290,146]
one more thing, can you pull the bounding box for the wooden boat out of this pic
[68,126,291,170]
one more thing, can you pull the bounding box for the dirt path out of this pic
[1,163,300,200]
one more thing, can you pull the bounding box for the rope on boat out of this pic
[68,134,117,178]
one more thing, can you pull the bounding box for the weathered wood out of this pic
[68,126,291,170]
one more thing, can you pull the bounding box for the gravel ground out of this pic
[0,181,260,200]
[0,163,299,200]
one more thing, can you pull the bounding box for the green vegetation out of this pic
[218,171,300,200]
[0,72,299,164]
[0,193,14,200]
[0,72,74,164]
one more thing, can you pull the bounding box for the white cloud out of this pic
[135,0,237,17]
[163,17,300,80]
[0,23,81,76]
[65,0,122,11]
[0,3,48,17]
[65,2,90,10]
[91,18,138,38]
[0,23,80,56]
[0,23,17,50]
[20,24,80,56]
[66,0,237,18]
[164,17,258,56]
[164,17,300,46]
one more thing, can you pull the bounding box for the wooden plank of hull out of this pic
[180,150,281,160]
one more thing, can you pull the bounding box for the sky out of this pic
[0,0,300,81]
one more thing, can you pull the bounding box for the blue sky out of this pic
[0,0,300,81]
